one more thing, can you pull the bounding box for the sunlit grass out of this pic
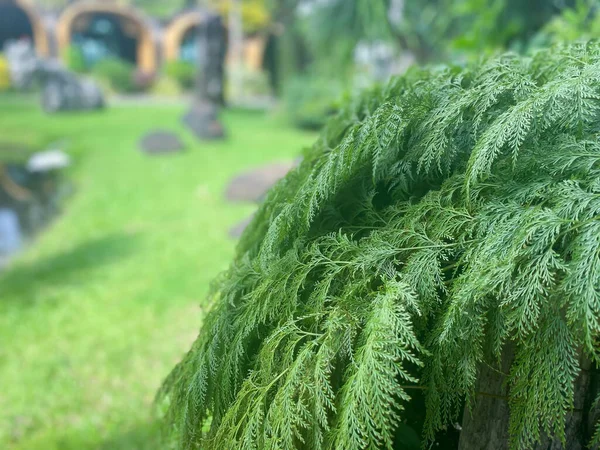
[0,96,316,449]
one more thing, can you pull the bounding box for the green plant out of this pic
[164,60,196,91]
[278,0,569,73]
[65,45,87,74]
[227,66,273,100]
[92,58,135,93]
[0,55,10,91]
[150,76,182,97]
[132,69,156,92]
[211,0,271,34]
[159,42,600,449]
[284,74,344,130]
[530,0,600,50]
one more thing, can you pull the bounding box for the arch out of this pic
[164,11,267,71]
[0,0,49,57]
[56,1,157,73]
[163,11,206,63]
[243,35,266,72]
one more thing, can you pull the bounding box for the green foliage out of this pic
[292,0,569,69]
[227,67,273,100]
[160,42,600,449]
[150,76,183,97]
[132,0,180,19]
[0,55,10,91]
[284,74,344,130]
[211,0,272,33]
[164,61,196,91]
[532,0,600,49]
[445,0,520,54]
[92,58,135,93]
[302,0,393,67]
[65,45,87,74]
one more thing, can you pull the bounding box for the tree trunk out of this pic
[458,350,599,450]
[458,347,514,450]
[534,354,591,450]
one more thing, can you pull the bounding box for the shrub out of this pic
[539,1,600,46]
[150,76,182,97]
[0,55,10,91]
[159,42,600,449]
[132,69,156,92]
[65,45,87,74]
[92,58,135,93]
[210,0,271,34]
[164,60,196,90]
[284,74,344,130]
[226,66,272,100]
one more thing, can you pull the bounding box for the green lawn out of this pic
[0,96,316,449]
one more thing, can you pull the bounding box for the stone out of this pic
[4,40,104,113]
[4,40,37,90]
[27,150,71,172]
[229,214,254,239]
[139,131,185,155]
[225,161,295,203]
[39,64,104,113]
[182,102,225,140]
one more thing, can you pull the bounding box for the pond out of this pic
[0,142,71,265]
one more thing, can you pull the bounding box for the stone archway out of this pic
[164,10,266,70]
[0,0,49,56]
[163,10,206,63]
[56,1,157,73]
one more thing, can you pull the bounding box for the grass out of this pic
[0,94,317,449]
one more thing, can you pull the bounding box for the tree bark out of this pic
[458,350,599,450]
[534,355,591,450]
[458,347,514,450]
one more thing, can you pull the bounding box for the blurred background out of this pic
[0,0,597,449]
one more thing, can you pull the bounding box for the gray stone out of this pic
[27,150,71,172]
[225,162,295,203]
[139,131,185,155]
[4,40,38,90]
[182,102,225,140]
[39,64,104,113]
[4,40,104,113]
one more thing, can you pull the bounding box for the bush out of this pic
[164,60,196,90]
[226,66,272,100]
[92,58,135,93]
[0,55,10,91]
[284,74,344,130]
[132,69,156,92]
[65,45,87,74]
[150,76,182,97]
[211,0,271,34]
[159,42,600,449]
